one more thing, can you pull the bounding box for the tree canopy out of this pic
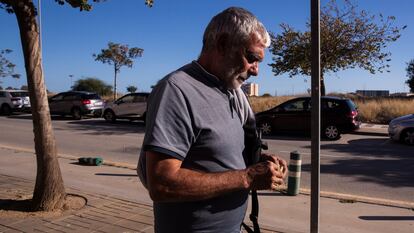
[406,59,414,93]
[94,42,144,99]
[0,49,20,80]
[268,0,406,95]
[126,85,137,93]
[72,77,112,96]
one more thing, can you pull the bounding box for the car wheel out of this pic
[103,110,116,122]
[400,129,414,145]
[71,108,82,120]
[258,121,272,135]
[324,125,340,140]
[1,104,12,116]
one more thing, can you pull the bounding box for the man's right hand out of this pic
[246,160,286,191]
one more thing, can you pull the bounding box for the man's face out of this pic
[220,37,265,89]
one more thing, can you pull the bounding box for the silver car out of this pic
[0,90,31,115]
[388,114,414,145]
[103,92,149,123]
[48,91,104,120]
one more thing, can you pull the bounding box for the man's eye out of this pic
[245,51,260,64]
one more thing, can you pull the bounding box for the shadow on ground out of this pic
[4,113,145,135]
[0,199,33,212]
[301,138,414,188]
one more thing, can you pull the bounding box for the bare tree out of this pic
[94,42,143,100]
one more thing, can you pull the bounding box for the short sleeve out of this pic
[142,78,194,160]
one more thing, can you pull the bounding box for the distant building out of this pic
[242,82,259,96]
[356,90,389,97]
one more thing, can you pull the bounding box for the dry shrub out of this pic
[353,98,414,124]
[249,96,296,113]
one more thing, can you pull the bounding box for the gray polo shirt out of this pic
[138,61,250,233]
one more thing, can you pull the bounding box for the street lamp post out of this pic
[68,75,74,90]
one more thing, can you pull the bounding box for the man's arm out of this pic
[146,151,286,203]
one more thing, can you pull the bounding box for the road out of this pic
[0,114,413,204]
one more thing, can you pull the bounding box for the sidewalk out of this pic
[0,145,413,233]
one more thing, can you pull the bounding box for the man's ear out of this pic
[216,34,230,56]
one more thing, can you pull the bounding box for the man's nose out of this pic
[248,62,259,76]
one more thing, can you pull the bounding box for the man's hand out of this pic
[260,153,288,176]
[245,153,287,191]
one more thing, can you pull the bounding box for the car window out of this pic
[63,94,80,101]
[133,95,146,103]
[322,100,341,110]
[84,94,101,99]
[10,92,29,97]
[119,95,134,103]
[346,99,358,111]
[282,99,308,112]
[0,92,5,98]
[50,94,64,101]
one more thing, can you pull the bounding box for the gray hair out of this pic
[201,7,270,53]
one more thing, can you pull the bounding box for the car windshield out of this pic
[10,92,29,97]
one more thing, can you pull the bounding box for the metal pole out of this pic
[310,0,321,232]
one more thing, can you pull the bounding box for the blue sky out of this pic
[1,0,413,95]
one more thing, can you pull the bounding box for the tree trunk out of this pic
[12,0,66,211]
[320,75,326,96]
[113,65,117,100]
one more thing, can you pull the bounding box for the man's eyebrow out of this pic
[248,51,263,62]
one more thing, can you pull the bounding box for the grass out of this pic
[249,95,414,124]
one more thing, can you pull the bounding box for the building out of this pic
[356,90,389,97]
[241,82,259,96]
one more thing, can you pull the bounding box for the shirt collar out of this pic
[191,60,228,92]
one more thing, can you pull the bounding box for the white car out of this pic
[103,92,149,122]
[0,90,31,115]
[388,113,414,145]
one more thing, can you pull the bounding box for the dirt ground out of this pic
[0,188,86,218]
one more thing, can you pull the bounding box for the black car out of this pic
[48,91,104,120]
[255,96,361,140]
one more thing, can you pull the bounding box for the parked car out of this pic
[0,90,31,115]
[255,96,361,140]
[388,114,414,145]
[48,91,104,120]
[103,92,149,122]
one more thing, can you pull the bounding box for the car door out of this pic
[61,93,81,114]
[131,93,147,117]
[270,98,310,132]
[114,94,135,117]
[321,99,345,128]
[48,93,65,114]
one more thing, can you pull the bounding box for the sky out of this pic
[1,0,414,96]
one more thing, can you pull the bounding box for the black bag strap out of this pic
[240,90,265,233]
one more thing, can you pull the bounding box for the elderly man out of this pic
[138,7,287,233]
